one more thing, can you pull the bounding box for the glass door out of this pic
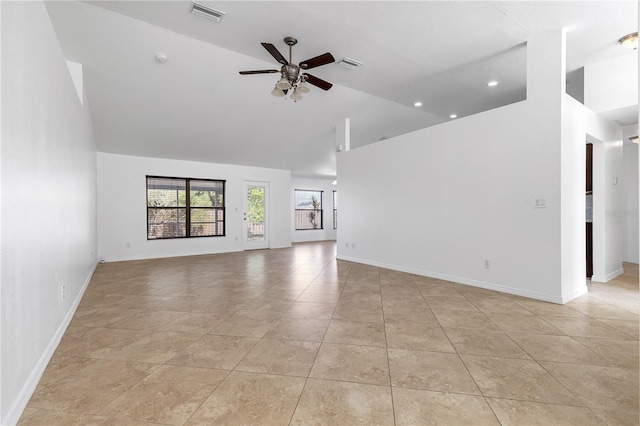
[243,181,269,250]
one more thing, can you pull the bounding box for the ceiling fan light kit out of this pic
[291,89,303,101]
[271,86,286,97]
[297,80,310,94]
[276,76,291,90]
[239,36,335,102]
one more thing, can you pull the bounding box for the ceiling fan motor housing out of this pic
[283,64,300,82]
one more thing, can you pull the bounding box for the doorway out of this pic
[243,181,269,250]
[586,143,593,278]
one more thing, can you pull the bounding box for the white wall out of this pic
[1,2,98,423]
[599,139,625,279]
[623,124,639,264]
[97,153,292,261]
[337,29,624,304]
[338,99,565,302]
[291,177,337,243]
[584,54,638,113]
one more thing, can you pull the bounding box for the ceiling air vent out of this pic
[191,2,226,22]
[338,57,363,70]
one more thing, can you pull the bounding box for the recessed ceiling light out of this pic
[450,114,457,119]
[487,81,498,87]
[414,101,422,107]
[619,32,638,49]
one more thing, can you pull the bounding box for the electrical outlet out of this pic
[484,259,490,269]
[352,243,356,249]
[61,284,66,300]
[345,242,349,248]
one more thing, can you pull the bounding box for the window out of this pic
[333,190,337,229]
[295,189,323,230]
[147,176,225,239]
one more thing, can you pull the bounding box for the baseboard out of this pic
[336,255,565,304]
[101,243,304,263]
[270,243,294,249]
[591,268,624,283]
[102,247,245,263]
[2,261,98,426]
[605,268,624,281]
[560,285,589,304]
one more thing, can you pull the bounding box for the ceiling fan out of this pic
[239,37,335,101]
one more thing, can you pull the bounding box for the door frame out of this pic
[242,180,270,250]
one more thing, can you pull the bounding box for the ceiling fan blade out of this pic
[299,52,335,70]
[261,42,288,65]
[303,73,333,91]
[239,69,280,75]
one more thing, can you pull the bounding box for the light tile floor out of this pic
[19,242,639,425]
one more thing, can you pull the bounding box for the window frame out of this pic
[294,189,324,230]
[146,175,226,240]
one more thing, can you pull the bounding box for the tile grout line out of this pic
[488,310,595,411]
[286,261,352,426]
[447,286,523,426]
[379,273,397,426]
[179,367,233,425]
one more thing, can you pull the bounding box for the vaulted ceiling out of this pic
[46,1,638,178]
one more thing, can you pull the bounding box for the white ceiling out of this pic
[45,1,638,178]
